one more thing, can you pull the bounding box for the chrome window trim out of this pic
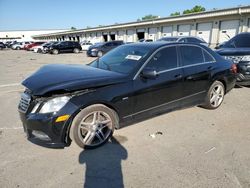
[157,67,181,74]
[178,43,216,63]
[133,44,216,80]
[133,44,179,80]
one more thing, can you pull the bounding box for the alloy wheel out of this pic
[78,111,112,147]
[210,84,224,108]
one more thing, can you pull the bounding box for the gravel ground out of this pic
[0,49,250,188]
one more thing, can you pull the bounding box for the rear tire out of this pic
[73,48,80,53]
[52,49,59,55]
[70,104,118,149]
[202,81,225,109]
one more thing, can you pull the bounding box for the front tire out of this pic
[71,104,118,149]
[202,81,225,109]
[97,51,103,57]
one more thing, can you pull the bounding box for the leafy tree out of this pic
[71,27,76,30]
[183,5,205,14]
[138,14,159,21]
[170,12,181,16]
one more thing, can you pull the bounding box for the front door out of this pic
[132,46,184,117]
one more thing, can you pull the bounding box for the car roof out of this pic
[124,41,206,50]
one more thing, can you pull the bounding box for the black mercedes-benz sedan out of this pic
[18,42,236,149]
[216,32,250,86]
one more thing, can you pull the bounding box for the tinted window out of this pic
[203,50,215,62]
[180,46,204,66]
[186,38,202,43]
[178,38,186,43]
[106,42,113,47]
[145,46,178,72]
[158,37,178,42]
[234,34,250,48]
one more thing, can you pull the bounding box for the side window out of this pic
[178,38,186,43]
[145,46,178,72]
[186,38,201,43]
[180,46,204,66]
[106,42,112,47]
[203,50,215,62]
[234,34,250,48]
[63,42,68,46]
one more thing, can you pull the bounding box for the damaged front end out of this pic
[18,88,94,148]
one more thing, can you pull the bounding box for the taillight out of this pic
[231,64,238,74]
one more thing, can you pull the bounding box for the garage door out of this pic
[86,34,91,41]
[148,28,157,41]
[197,23,212,43]
[178,25,190,36]
[127,30,135,42]
[118,31,125,40]
[162,26,172,37]
[219,20,239,43]
[95,32,102,42]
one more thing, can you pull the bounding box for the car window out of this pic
[145,46,178,72]
[234,34,250,48]
[178,38,186,43]
[186,38,202,43]
[180,45,204,66]
[203,50,215,62]
[105,42,113,47]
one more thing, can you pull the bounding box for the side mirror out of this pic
[141,68,158,79]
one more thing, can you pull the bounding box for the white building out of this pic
[33,5,250,48]
[0,29,68,42]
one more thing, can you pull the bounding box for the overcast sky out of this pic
[0,0,249,31]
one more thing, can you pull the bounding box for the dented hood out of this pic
[22,64,126,96]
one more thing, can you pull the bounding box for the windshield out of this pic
[89,45,152,74]
[158,37,178,42]
[92,42,105,47]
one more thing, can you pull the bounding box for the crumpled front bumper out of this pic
[19,102,78,148]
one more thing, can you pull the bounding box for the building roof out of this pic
[33,5,250,38]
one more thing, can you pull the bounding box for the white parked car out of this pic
[12,41,32,50]
[32,42,55,53]
[80,42,93,51]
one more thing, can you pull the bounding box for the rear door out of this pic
[132,46,184,115]
[179,44,216,104]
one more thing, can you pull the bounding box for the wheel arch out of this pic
[217,79,227,92]
[211,74,227,93]
[64,101,120,145]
